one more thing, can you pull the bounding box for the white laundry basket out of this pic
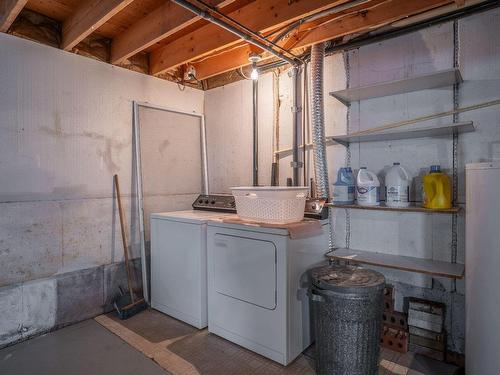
[231,186,309,224]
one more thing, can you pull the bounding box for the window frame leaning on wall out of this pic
[132,101,209,304]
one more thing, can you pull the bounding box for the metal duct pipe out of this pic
[253,78,259,186]
[309,43,329,198]
[291,67,302,186]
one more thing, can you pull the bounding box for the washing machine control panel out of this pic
[192,194,236,213]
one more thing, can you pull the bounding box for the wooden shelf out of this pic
[329,121,474,146]
[329,68,463,104]
[326,203,460,214]
[327,248,464,279]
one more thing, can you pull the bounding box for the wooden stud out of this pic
[110,0,231,65]
[61,0,134,51]
[0,0,28,32]
[149,0,350,76]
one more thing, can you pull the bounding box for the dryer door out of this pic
[213,234,276,310]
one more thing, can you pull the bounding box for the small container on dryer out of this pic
[422,165,452,209]
[332,167,355,205]
[356,167,380,206]
[385,163,411,207]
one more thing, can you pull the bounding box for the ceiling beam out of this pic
[0,0,28,32]
[193,0,458,80]
[193,44,264,79]
[110,0,233,65]
[190,0,375,80]
[295,0,453,48]
[61,0,134,51]
[149,0,350,76]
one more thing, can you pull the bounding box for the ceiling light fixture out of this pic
[248,53,262,80]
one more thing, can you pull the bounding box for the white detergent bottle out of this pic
[356,167,380,206]
[385,162,410,207]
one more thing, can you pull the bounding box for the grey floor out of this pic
[0,314,460,375]
[0,320,168,375]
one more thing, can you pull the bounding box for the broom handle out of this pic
[114,174,135,303]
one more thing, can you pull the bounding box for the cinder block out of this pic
[384,284,395,311]
[0,201,62,286]
[409,343,445,361]
[408,309,443,333]
[0,278,57,348]
[409,298,445,315]
[55,266,104,326]
[60,198,117,271]
[381,325,408,353]
[409,326,445,341]
[409,333,446,351]
[382,310,408,331]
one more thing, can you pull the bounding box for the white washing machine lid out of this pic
[151,210,236,224]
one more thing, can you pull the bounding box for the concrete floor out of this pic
[0,310,461,375]
[0,320,168,375]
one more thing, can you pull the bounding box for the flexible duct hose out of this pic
[310,43,330,198]
[310,43,335,250]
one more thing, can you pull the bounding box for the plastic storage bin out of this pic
[231,186,308,224]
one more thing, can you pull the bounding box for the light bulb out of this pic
[250,68,259,80]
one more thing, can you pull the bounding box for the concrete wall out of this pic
[204,73,274,191]
[0,33,204,347]
[205,9,500,354]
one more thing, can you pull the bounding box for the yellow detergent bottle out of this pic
[422,165,452,209]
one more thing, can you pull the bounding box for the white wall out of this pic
[0,33,204,346]
[204,73,273,191]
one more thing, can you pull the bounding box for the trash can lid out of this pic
[309,264,385,294]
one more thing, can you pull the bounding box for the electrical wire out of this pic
[237,67,252,80]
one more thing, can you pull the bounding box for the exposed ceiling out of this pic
[0,0,493,89]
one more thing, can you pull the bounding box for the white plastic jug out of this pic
[332,167,355,204]
[385,162,410,207]
[356,167,380,206]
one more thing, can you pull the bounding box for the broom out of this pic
[113,174,146,319]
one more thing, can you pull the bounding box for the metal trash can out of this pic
[309,264,385,375]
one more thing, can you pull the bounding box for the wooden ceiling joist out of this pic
[61,0,135,51]
[149,0,351,76]
[193,44,263,79]
[2,0,490,87]
[111,0,233,64]
[295,0,453,48]
[0,0,28,32]
[192,0,459,80]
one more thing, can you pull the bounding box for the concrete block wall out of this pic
[205,9,500,354]
[0,33,204,347]
[204,73,274,191]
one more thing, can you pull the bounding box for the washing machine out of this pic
[150,210,235,328]
[206,220,329,365]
